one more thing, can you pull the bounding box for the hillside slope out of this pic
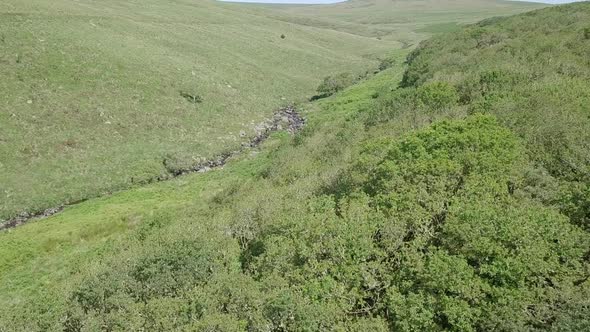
[2,2,589,331]
[0,0,541,222]
[265,0,542,42]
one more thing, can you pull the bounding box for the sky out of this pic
[218,0,345,3]
[513,0,585,3]
[220,0,584,3]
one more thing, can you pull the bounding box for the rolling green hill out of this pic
[1,2,589,331]
[0,0,540,222]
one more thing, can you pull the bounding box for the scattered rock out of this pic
[0,206,64,231]
[1,106,305,231]
[197,166,211,173]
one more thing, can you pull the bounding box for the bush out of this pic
[416,81,458,114]
[314,72,357,99]
[378,56,396,71]
[179,91,203,104]
[346,115,589,330]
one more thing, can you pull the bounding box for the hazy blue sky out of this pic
[220,0,583,3]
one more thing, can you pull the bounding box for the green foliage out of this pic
[378,56,396,71]
[47,114,589,331]
[380,4,590,233]
[416,81,459,113]
[401,2,590,224]
[64,230,245,330]
[347,115,589,330]
[315,72,358,99]
[4,3,590,332]
[558,182,590,231]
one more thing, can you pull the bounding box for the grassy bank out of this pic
[0,0,541,220]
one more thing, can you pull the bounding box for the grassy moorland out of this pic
[264,0,543,43]
[1,3,590,330]
[0,0,541,221]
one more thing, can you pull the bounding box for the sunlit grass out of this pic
[0,0,541,220]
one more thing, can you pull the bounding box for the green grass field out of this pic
[0,0,541,221]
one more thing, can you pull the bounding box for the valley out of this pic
[3,1,590,331]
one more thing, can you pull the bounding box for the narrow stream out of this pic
[0,106,305,231]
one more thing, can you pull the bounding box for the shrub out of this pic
[347,115,590,330]
[416,81,458,113]
[364,87,418,126]
[179,91,203,104]
[314,72,357,99]
[378,57,396,71]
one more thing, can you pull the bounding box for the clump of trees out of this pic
[396,2,590,231]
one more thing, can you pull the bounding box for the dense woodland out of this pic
[2,3,590,331]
